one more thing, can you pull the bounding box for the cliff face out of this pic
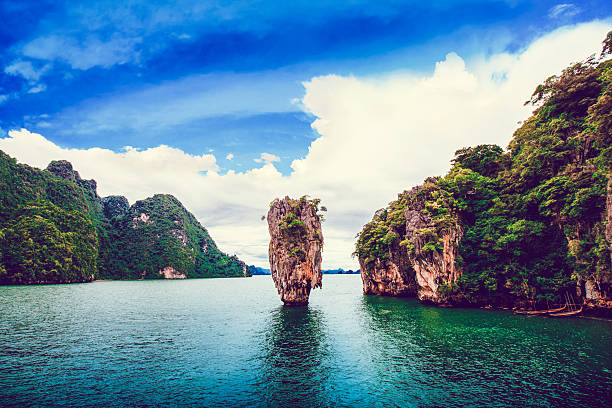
[356,181,462,305]
[359,255,416,297]
[403,184,463,305]
[607,178,612,257]
[267,196,323,306]
[580,175,612,313]
[358,194,417,297]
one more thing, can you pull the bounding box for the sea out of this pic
[0,275,610,407]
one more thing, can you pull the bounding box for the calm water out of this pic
[0,275,610,407]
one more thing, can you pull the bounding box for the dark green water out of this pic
[0,275,610,407]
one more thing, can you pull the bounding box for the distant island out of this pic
[0,155,249,284]
[249,266,359,275]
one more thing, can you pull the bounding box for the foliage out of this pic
[455,43,612,305]
[354,193,409,270]
[102,194,248,279]
[0,151,249,283]
[356,33,612,306]
[0,202,98,284]
[277,195,324,246]
[0,152,99,284]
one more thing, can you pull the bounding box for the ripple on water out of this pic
[0,275,611,408]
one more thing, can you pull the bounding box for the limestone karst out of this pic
[267,196,324,305]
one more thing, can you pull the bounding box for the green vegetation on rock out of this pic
[357,33,612,307]
[0,152,99,284]
[0,151,249,284]
[104,194,248,279]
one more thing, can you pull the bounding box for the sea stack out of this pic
[267,196,324,306]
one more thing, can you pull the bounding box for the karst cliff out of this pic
[356,36,612,313]
[358,180,463,305]
[267,196,324,305]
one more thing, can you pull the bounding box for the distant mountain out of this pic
[322,268,360,274]
[249,265,271,275]
[0,152,249,284]
[248,265,359,275]
[102,194,250,280]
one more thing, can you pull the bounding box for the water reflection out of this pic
[359,294,612,407]
[257,306,330,408]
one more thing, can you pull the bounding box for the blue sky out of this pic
[1,0,610,174]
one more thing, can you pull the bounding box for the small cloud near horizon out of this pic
[254,152,280,164]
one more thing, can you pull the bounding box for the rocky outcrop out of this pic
[403,183,463,305]
[582,175,612,315]
[357,180,463,306]
[359,257,416,297]
[607,176,612,266]
[101,195,129,219]
[159,266,186,279]
[46,160,98,194]
[267,196,323,306]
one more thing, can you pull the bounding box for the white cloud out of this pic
[4,60,50,81]
[0,21,609,270]
[254,152,280,164]
[27,84,47,94]
[548,4,580,19]
[226,153,234,160]
[22,35,141,70]
[0,95,8,104]
[47,70,302,136]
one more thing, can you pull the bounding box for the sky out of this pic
[0,1,611,269]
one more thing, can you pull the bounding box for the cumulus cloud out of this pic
[0,22,609,269]
[226,153,234,160]
[254,153,280,164]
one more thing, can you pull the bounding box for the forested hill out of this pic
[0,154,249,284]
[356,33,612,311]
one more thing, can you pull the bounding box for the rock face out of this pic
[357,180,462,305]
[159,266,187,279]
[403,183,463,304]
[46,160,98,195]
[267,196,323,306]
[359,256,416,297]
[582,175,612,314]
[607,177,612,268]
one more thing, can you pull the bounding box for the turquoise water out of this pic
[0,275,610,407]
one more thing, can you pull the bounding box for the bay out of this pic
[0,275,610,407]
